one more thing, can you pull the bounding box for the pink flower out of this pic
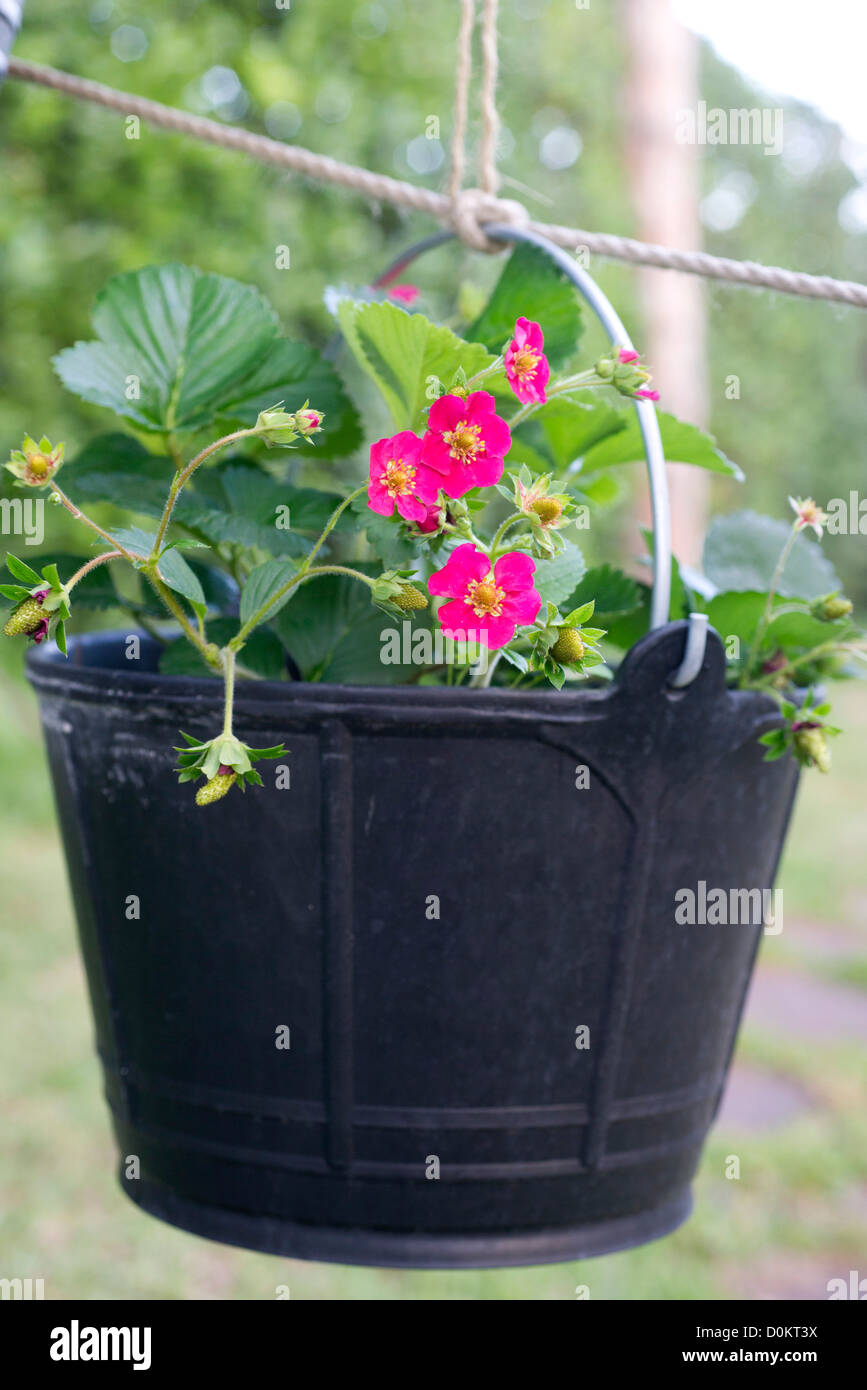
[635,388,660,402]
[505,317,550,405]
[368,432,441,523]
[789,496,828,538]
[388,283,420,305]
[421,391,512,498]
[618,348,640,365]
[428,543,541,649]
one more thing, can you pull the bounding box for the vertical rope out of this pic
[448,0,476,206]
[478,0,501,195]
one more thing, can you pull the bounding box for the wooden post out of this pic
[622,0,709,569]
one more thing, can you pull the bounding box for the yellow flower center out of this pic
[466,577,505,617]
[511,346,540,380]
[443,421,483,464]
[383,458,416,497]
[530,497,562,526]
[28,454,50,476]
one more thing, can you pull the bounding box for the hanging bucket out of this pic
[27,230,799,1267]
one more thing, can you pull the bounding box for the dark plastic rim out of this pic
[123,1174,693,1269]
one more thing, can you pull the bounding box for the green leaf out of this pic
[109,526,158,562]
[53,265,281,433]
[68,434,172,519]
[533,540,586,607]
[273,567,425,685]
[704,590,767,653]
[562,564,642,626]
[157,547,207,617]
[336,299,496,430]
[239,558,297,629]
[703,512,840,599]
[217,339,361,455]
[510,394,623,472]
[53,264,360,452]
[765,607,853,651]
[704,590,853,661]
[363,511,420,567]
[0,583,30,601]
[174,462,313,559]
[6,553,43,586]
[465,243,583,368]
[580,409,742,479]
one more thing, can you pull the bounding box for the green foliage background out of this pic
[1,0,866,1305]
[1,0,865,594]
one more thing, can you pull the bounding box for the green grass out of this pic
[0,671,864,1299]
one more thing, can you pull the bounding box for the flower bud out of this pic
[810,594,853,622]
[551,628,585,665]
[254,407,298,447]
[195,771,238,806]
[294,406,324,437]
[594,355,615,380]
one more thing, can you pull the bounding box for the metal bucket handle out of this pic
[375,225,708,687]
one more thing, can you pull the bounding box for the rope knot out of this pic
[450,188,530,254]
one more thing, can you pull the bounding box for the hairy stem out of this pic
[465,355,504,389]
[229,563,375,652]
[66,549,123,589]
[739,526,799,687]
[149,427,258,562]
[508,370,604,428]
[300,483,367,574]
[221,646,236,736]
[489,512,524,558]
[148,571,219,668]
[49,484,138,563]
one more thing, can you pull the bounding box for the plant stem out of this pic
[489,512,524,558]
[749,638,867,690]
[229,563,375,651]
[49,484,138,563]
[299,483,367,574]
[66,550,123,589]
[739,525,799,686]
[470,650,503,688]
[465,356,504,388]
[149,427,258,563]
[508,370,604,429]
[221,646,236,736]
[148,571,219,668]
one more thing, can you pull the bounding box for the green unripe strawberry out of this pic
[195,771,237,806]
[393,583,428,612]
[530,497,563,526]
[793,725,831,773]
[551,628,585,665]
[3,594,48,640]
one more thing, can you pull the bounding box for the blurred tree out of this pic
[1,0,865,595]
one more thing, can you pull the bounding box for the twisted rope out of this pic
[7,56,867,310]
[478,0,501,196]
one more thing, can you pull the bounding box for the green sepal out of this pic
[6,553,43,586]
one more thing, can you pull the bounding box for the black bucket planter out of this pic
[27,622,799,1268]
